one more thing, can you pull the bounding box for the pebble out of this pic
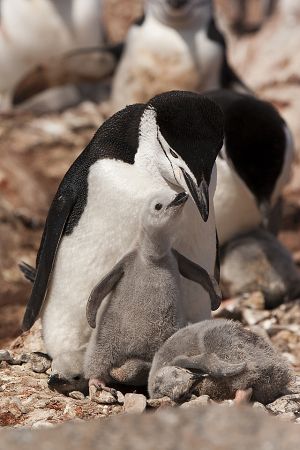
[32,421,55,429]
[267,394,300,414]
[242,309,271,326]
[147,397,175,409]
[0,350,11,361]
[91,390,118,405]
[69,391,85,400]
[116,391,125,404]
[124,393,147,414]
[30,354,51,373]
[241,291,265,310]
[180,395,211,409]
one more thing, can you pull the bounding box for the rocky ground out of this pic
[0,0,300,435]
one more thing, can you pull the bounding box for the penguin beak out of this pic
[181,168,209,222]
[167,192,189,209]
[258,199,271,229]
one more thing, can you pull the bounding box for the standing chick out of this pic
[84,191,221,394]
[149,319,292,404]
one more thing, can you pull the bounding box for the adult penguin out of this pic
[207,89,294,245]
[21,90,224,387]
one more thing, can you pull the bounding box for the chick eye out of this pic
[155,203,163,211]
[170,149,178,159]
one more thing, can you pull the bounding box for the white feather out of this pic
[0,0,102,108]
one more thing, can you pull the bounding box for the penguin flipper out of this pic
[19,261,36,284]
[173,249,222,311]
[22,189,76,331]
[171,354,246,378]
[86,262,125,329]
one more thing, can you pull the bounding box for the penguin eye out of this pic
[170,149,178,159]
[155,203,163,211]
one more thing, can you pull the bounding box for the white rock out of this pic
[124,394,147,414]
[180,395,211,409]
[69,391,85,400]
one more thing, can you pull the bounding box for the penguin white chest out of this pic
[214,157,261,245]
[111,18,200,111]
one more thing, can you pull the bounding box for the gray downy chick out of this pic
[84,190,221,394]
[149,318,292,404]
[220,228,300,308]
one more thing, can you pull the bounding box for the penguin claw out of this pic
[88,378,117,400]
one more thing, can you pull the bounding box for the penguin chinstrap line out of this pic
[84,191,221,395]
[21,90,224,384]
[208,89,294,245]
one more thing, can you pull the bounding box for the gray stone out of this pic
[0,350,11,361]
[124,393,147,414]
[266,394,300,415]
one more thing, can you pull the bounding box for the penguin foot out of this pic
[89,378,117,399]
[234,387,253,405]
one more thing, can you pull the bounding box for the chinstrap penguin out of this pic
[148,319,292,404]
[21,90,224,388]
[109,0,248,113]
[207,89,294,245]
[12,0,249,110]
[84,190,221,396]
[220,228,300,308]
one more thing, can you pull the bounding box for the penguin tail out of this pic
[19,261,36,284]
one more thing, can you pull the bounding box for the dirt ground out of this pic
[0,0,300,428]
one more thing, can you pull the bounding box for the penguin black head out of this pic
[140,90,224,222]
[207,90,290,227]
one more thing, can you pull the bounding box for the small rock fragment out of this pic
[266,394,300,415]
[32,421,55,429]
[69,391,85,400]
[124,393,147,414]
[242,308,271,326]
[91,390,118,405]
[0,350,11,361]
[30,354,51,373]
[147,397,175,409]
[180,395,211,409]
[242,291,265,310]
[116,391,125,404]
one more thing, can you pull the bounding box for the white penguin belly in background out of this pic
[0,0,103,109]
[215,155,261,245]
[110,14,223,112]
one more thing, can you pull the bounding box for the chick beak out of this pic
[181,168,209,222]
